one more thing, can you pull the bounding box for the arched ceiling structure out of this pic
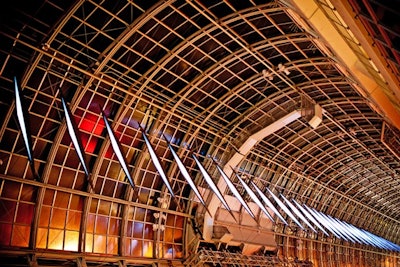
[1,0,400,266]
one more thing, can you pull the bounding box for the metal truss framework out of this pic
[0,0,400,265]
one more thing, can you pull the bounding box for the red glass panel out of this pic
[0,223,12,246]
[15,203,34,224]
[2,180,20,199]
[0,200,16,222]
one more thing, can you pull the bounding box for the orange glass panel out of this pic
[95,216,108,234]
[130,239,143,257]
[166,214,174,226]
[0,200,16,223]
[66,211,81,231]
[64,230,79,251]
[48,229,64,250]
[11,225,30,247]
[20,184,36,201]
[16,203,34,224]
[39,206,51,227]
[36,227,48,248]
[93,235,106,253]
[126,221,133,237]
[174,229,183,243]
[59,169,74,188]
[107,236,118,254]
[54,192,69,209]
[0,223,12,246]
[86,214,95,233]
[108,218,120,235]
[143,241,153,258]
[70,194,83,210]
[50,208,66,228]
[164,227,173,242]
[85,233,93,252]
[43,189,55,205]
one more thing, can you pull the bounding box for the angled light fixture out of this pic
[60,93,89,177]
[266,188,304,230]
[13,77,37,178]
[251,182,288,225]
[101,109,135,189]
[305,206,341,239]
[292,200,329,236]
[164,135,210,215]
[233,169,274,222]
[192,154,236,221]
[140,128,175,197]
[213,160,256,220]
[280,195,317,233]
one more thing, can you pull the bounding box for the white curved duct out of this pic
[203,109,304,241]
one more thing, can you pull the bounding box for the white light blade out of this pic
[61,96,89,177]
[266,188,304,230]
[305,206,341,239]
[102,112,135,189]
[280,196,316,233]
[168,143,206,207]
[293,200,329,236]
[141,131,175,197]
[318,212,350,241]
[192,155,232,212]
[14,77,34,164]
[214,163,256,219]
[233,171,274,222]
[251,182,288,225]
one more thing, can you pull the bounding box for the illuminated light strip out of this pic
[342,221,374,246]
[320,213,353,242]
[14,77,34,165]
[332,217,361,244]
[60,96,89,177]
[141,130,175,197]
[101,111,135,189]
[293,200,329,236]
[266,188,304,230]
[280,196,317,233]
[214,162,256,220]
[233,170,274,222]
[305,207,342,239]
[192,155,235,220]
[251,182,288,225]
[166,142,210,215]
[340,220,372,245]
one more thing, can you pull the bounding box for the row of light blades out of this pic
[14,77,399,251]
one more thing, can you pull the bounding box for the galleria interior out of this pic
[1,0,400,266]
